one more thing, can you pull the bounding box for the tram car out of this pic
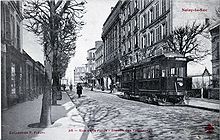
[121,53,192,104]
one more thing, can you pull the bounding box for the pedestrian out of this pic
[110,83,113,93]
[76,83,83,98]
[69,84,73,91]
[63,84,66,91]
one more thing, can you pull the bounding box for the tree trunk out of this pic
[52,71,60,105]
[39,43,53,127]
[39,81,52,127]
[39,71,52,127]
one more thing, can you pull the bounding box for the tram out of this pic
[121,53,192,104]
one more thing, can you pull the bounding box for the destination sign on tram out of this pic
[175,57,187,61]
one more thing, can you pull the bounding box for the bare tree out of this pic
[24,0,86,127]
[216,7,220,19]
[165,21,210,61]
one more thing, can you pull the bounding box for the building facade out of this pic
[1,1,46,109]
[74,66,87,85]
[102,1,122,89]
[101,0,219,92]
[1,1,23,109]
[210,22,220,88]
[94,41,104,89]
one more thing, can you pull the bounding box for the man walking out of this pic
[76,83,83,98]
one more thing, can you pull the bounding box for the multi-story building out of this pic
[102,1,122,89]
[138,0,170,60]
[87,47,96,72]
[1,1,23,109]
[121,0,218,66]
[101,0,218,91]
[85,47,96,87]
[120,0,140,68]
[94,41,104,89]
[74,66,87,85]
[1,1,46,109]
[210,22,220,88]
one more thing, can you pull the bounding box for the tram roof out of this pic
[121,53,190,71]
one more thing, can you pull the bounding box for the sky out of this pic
[23,0,213,81]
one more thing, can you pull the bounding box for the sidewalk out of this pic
[86,87,123,96]
[185,97,220,112]
[2,92,94,140]
[90,88,219,112]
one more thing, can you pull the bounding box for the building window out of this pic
[134,35,138,48]
[150,7,154,23]
[147,32,150,46]
[128,3,131,16]
[150,30,155,45]
[141,15,144,29]
[143,14,147,28]
[11,15,15,45]
[162,22,167,38]
[5,5,11,40]
[128,22,131,32]
[17,24,20,50]
[156,26,162,42]
[141,36,145,49]
[134,0,137,9]
[217,42,219,60]
[1,2,5,37]
[155,2,160,19]
[11,63,16,94]
[140,0,144,9]
[162,0,166,13]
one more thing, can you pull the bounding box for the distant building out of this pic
[87,47,96,72]
[94,41,104,89]
[85,47,96,87]
[74,67,87,85]
[210,22,220,88]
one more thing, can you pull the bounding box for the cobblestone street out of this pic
[68,89,219,140]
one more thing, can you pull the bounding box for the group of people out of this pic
[67,83,83,98]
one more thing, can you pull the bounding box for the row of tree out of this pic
[24,0,86,127]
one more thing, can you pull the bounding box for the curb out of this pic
[184,104,219,112]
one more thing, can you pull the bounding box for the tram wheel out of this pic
[124,93,131,100]
[161,97,167,103]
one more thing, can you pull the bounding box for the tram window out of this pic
[143,68,147,79]
[162,69,166,77]
[140,69,143,79]
[171,68,175,76]
[136,70,140,79]
[177,67,184,77]
[155,65,160,77]
[150,66,155,78]
[166,67,170,77]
